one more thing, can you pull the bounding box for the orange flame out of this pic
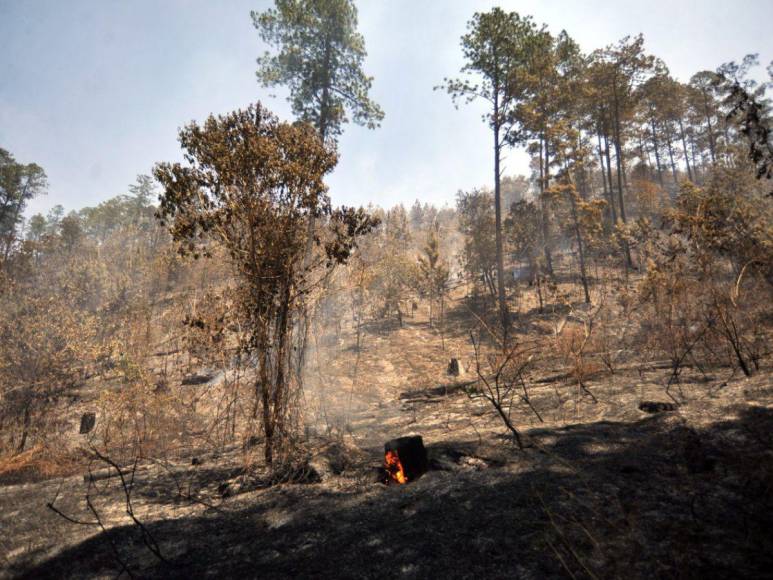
[385,450,407,484]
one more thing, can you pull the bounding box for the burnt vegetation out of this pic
[1,2,772,579]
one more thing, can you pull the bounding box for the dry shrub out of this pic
[631,177,668,217]
[550,303,613,410]
[554,324,605,383]
[94,355,192,464]
[467,330,543,448]
[0,444,82,483]
[635,234,770,403]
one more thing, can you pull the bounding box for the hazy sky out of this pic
[2,0,771,217]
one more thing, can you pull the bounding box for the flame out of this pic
[385,450,407,484]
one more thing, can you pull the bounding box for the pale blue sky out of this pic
[1,0,771,217]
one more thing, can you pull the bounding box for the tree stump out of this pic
[447,358,460,376]
[384,435,428,484]
[79,412,96,434]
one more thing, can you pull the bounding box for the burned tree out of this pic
[154,103,376,466]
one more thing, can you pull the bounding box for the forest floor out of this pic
[1,283,772,579]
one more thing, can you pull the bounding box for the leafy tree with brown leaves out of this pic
[154,103,376,465]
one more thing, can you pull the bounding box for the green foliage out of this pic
[0,148,47,262]
[26,214,47,242]
[505,199,542,266]
[383,205,411,250]
[439,7,543,150]
[456,188,496,294]
[713,55,773,193]
[252,0,383,140]
[417,226,450,303]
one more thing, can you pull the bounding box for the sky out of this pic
[1,0,772,217]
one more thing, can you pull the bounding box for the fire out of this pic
[385,450,407,484]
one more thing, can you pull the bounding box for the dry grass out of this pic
[1,257,771,579]
[0,445,82,485]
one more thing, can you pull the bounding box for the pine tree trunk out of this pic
[666,134,679,192]
[493,96,509,343]
[541,135,554,276]
[649,116,665,188]
[702,91,717,164]
[611,92,633,267]
[678,117,693,182]
[689,134,701,183]
[259,343,273,466]
[612,99,628,224]
[638,131,650,179]
[16,405,31,455]
[603,132,618,224]
[569,187,591,304]
[597,129,614,230]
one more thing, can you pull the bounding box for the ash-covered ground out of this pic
[2,294,772,579]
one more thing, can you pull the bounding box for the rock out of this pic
[459,455,489,470]
[638,401,677,414]
[79,412,96,434]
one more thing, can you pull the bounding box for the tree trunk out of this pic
[612,82,631,223]
[666,133,679,192]
[597,129,614,230]
[603,132,618,225]
[611,85,633,268]
[638,131,650,179]
[297,37,334,374]
[270,279,293,462]
[678,117,693,182]
[569,187,591,304]
[16,405,31,455]
[649,117,665,188]
[535,264,544,314]
[259,342,273,466]
[689,133,701,183]
[611,95,629,224]
[702,91,717,164]
[440,296,445,351]
[493,92,509,344]
[541,134,554,276]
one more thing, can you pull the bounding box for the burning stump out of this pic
[384,436,428,485]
